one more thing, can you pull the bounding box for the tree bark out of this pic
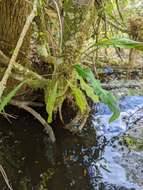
[0,0,32,60]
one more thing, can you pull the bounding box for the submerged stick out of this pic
[11,100,56,143]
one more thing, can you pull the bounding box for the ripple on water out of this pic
[88,96,143,190]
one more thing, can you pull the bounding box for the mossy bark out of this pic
[0,0,34,96]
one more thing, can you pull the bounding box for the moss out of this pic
[39,169,55,190]
[124,135,143,151]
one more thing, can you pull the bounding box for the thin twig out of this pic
[0,0,38,100]
[12,100,44,107]
[10,100,56,143]
[115,0,124,23]
[1,111,17,123]
[103,18,128,33]
[0,165,13,190]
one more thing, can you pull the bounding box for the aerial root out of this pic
[10,100,56,143]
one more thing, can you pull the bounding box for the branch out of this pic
[115,0,124,23]
[10,100,56,143]
[0,50,47,83]
[0,0,38,100]
[12,100,44,107]
[102,81,143,90]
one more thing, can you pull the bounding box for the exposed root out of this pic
[1,111,17,123]
[0,165,13,190]
[64,109,90,133]
[12,100,44,107]
[10,100,56,143]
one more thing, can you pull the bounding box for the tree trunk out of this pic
[0,0,32,61]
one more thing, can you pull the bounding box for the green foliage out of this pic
[74,65,120,123]
[39,169,55,190]
[124,135,143,151]
[0,80,26,112]
[90,38,143,51]
[1,0,140,128]
[37,43,49,59]
[45,82,58,123]
[78,76,99,103]
[68,81,88,113]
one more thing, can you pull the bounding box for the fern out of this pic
[78,76,99,103]
[68,81,88,113]
[45,82,58,123]
[74,65,120,123]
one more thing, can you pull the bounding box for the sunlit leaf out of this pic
[0,80,26,112]
[74,65,120,123]
[68,82,87,113]
[46,82,58,123]
[78,76,99,103]
[88,38,143,51]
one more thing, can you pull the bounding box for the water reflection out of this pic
[0,96,143,190]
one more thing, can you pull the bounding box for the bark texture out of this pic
[0,0,32,59]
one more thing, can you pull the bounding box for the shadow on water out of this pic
[0,106,92,190]
[0,96,143,190]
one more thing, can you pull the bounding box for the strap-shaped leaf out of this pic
[78,76,99,103]
[69,82,87,113]
[88,38,143,51]
[74,65,120,123]
[0,80,26,112]
[46,82,58,123]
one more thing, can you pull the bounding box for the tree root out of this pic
[10,100,56,143]
[0,49,90,137]
[64,109,90,134]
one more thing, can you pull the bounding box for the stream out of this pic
[0,96,143,190]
